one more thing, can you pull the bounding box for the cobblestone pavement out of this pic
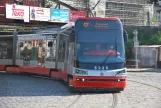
[0,72,161,108]
[120,72,161,108]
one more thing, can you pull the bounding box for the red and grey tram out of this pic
[0,17,128,92]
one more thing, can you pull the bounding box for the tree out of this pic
[151,16,157,22]
[148,31,161,45]
[125,39,134,59]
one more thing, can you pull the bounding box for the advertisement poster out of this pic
[6,4,29,20]
[30,7,50,21]
[50,8,69,23]
[70,10,86,22]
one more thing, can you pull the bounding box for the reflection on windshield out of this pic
[77,43,120,56]
[76,42,124,63]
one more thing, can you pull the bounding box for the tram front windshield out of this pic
[75,29,125,64]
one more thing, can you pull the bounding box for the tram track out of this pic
[67,93,82,108]
[67,93,119,108]
[112,93,118,108]
[128,79,161,90]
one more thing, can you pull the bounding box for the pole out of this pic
[147,12,150,26]
[12,30,17,65]
[134,35,138,69]
[133,30,139,69]
[85,0,89,17]
[135,43,138,69]
[41,0,45,7]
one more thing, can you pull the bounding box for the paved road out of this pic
[0,72,161,108]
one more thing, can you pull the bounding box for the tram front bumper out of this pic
[72,76,126,89]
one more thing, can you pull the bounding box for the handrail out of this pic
[125,59,142,68]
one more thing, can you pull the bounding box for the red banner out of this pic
[70,10,86,22]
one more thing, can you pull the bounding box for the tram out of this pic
[0,17,128,92]
[56,17,128,91]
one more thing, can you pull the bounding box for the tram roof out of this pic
[60,17,120,30]
[0,27,59,36]
[61,22,74,30]
[76,17,120,21]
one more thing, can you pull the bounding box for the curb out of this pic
[127,69,161,72]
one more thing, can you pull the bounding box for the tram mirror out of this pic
[19,42,23,47]
[123,30,128,43]
[48,41,53,47]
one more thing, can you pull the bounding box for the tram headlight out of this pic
[75,69,88,75]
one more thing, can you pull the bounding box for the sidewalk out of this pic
[127,68,161,72]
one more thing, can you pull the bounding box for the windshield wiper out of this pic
[101,51,114,65]
[101,38,118,65]
[115,38,118,57]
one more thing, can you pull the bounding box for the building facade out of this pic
[104,0,151,26]
[59,0,153,26]
[0,0,156,26]
[153,4,161,26]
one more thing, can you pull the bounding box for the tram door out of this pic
[67,43,73,74]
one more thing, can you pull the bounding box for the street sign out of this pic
[133,29,139,69]
[133,29,138,36]
[134,41,139,47]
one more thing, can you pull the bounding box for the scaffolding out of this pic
[59,0,86,10]
[105,0,148,26]
[58,0,151,26]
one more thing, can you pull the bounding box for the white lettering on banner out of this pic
[12,5,24,17]
[6,4,29,20]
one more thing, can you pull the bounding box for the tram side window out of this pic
[0,41,13,59]
[62,42,65,61]
[58,40,61,62]
[7,47,13,59]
